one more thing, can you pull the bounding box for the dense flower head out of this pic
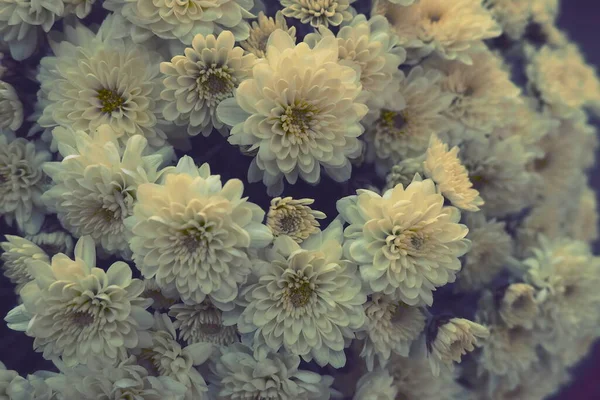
[241,11,297,58]
[217,29,368,195]
[160,31,257,137]
[8,236,153,367]
[126,156,272,307]
[42,125,172,258]
[0,133,50,234]
[281,0,355,28]
[209,343,333,399]
[103,0,255,44]
[353,369,398,400]
[37,18,168,148]
[1,235,49,293]
[0,80,23,131]
[237,221,366,367]
[266,196,326,243]
[169,300,239,346]
[373,0,501,64]
[338,176,470,306]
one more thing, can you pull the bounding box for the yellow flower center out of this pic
[285,276,314,308]
[281,101,318,137]
[97,88,125,114]
[197,65,235,105]
[379,109,409,135]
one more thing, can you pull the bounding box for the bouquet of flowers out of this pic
[1,0,599,398]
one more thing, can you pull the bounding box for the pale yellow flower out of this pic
[240,11,296,58]
[281,0,355,28]
[266,196,326,243]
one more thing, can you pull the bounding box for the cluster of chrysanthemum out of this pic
[1,0,600,399]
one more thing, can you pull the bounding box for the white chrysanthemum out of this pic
[5,370,59,400]
[424,135,483,211]
[357,293,425,371]
[217,30,368,196]
[484,0,532,39]
[373,0,501,64]
[103,0,255,44]
[126,156,272,307]
[526,44,600,118]
[515,198,566,257]
[568,186,599,243]
[337,177,470,306]
[389,355,465,400]
[0,0,64,61]
[240,11,296,58]
[1,235,49,293]
[209,343,333,399]
[460,136,537,217]
[281,0,355,28]
[0,80,23,131]
[160,31,257,137]
[353,369,398,400]
[143,278,181,311]
[427,317,489,376]
[8,236,153,367]
[37,18,168,148]
[42,125,172,258]
[49,356,187,400]
[523,236,600,351]
[363,66,454,171]
[383,155,424,191]
[135,313,212,400]
[238,221,366,367]
[424,51,521,134]
[0,133,50,234]
[498,283,539,329]
[305,15,406,107]
[266,197,326,243]
[477,324,539,392]
[530,115,596,200]
[169,300,238,346]
[456,213,512,291]
[25,230,74,257]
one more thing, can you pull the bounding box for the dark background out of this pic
[0,0,599,398]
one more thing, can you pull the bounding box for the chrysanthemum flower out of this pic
[477,324,539,392]
[305,15,406,107]
[338,177,470,306]
[424,135,484,211]
[427,317,489,376]
[169,300,238,346]
[209,343,333,399]
[42,125,172,258]
[0,133,50,235]
[25,230,74,257]
[373,0,501,64]
[1,235,49,293]
[217,30,368,196]
[63,0,95,18]
[384,155,425,191]
[160,31,257,137]
[363,66,454,171]
[49,356,187,400]
[8,236,154,366]
[353,369,398,400]
[456,213,512,291]
[0,362,20,398]
[0,80,23,131]
[266,196,326,243]
[37,18,168,148]
[389,355,465,400]
[524,237,600,351]
[498,283,539,329]
[126,156,272,307]
[135,313,212,400]
[484,0,532,40]
[0,0,64,60]
[460,136,537,217]
[357,293,426,370]
[281,0,355,28]
[526,44,600,118]
[425,51,521,134]
[103,0,255,44]
[240,11,296,58]
[238,221,365,367]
